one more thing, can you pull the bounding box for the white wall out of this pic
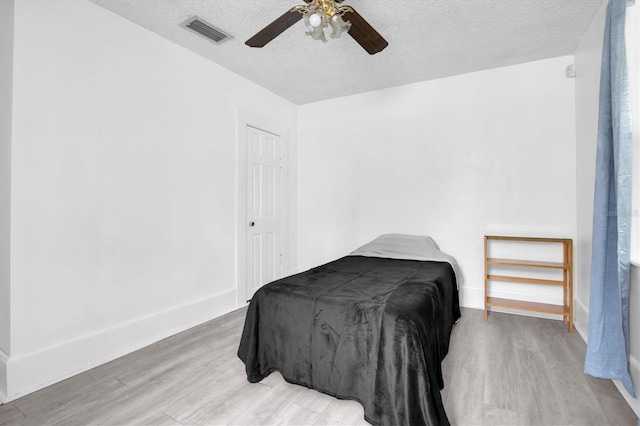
[4,0,296,401]
[0,0,15,403]
[574,3,607,335]
[298,56,577,309]
[574,1,639,417]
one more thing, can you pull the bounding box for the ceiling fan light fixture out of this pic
[301,1,351,43]
[245,0,388,55]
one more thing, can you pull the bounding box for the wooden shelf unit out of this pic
[484,235,574,332]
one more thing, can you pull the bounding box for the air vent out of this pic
[181,16,232,44]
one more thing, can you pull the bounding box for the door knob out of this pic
[249,221,255,227]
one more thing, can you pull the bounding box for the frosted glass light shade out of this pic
[309,13,322,28]
[329,15,351,38]
[303,6,328,42]
[307,25,327,42]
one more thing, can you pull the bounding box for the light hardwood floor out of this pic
[0,307,637,426]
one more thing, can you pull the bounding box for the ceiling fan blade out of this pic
[245,9,303,48]
[342,8,388,55]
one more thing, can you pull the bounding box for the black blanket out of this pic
[238,255,461,425]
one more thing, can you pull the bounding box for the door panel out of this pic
[246,126,282,300]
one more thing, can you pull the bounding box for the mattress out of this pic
[237,235,460,425]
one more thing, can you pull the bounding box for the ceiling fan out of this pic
[245,0,388,55]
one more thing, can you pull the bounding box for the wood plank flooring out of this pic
[0,307,637,425]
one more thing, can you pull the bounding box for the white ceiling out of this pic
[89,0,606,105]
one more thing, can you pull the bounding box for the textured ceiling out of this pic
[89,0,607,105]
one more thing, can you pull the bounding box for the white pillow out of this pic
[351,234,440,257]
[350,234,461,287]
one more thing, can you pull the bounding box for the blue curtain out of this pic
[584,0,636,398]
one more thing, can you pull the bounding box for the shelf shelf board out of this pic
[486,274,565,286]
[486,257,568,269]
[486,297,568,316]
[485,236,572,244]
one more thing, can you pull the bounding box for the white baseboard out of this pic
[574,299,589,341]
[2,289,237,403]
[613,353,640,418]
[0,349,7,404]
[574,321,589,342]
[459,286,484,309]
[570,299,640,418]
[631,355,640,416]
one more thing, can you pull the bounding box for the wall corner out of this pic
[0,0,14,400]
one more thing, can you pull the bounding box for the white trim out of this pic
[574,298,590,340]
[574,321,589,342]
[459,286,484,309]
[0,349,7,404]
[235,108,290,306]
[573,303,639,418]
[628,355,640,414]
[612,357,640,417]
[0,0,14,403]
[2,289,236,402]
[572,321,639,418]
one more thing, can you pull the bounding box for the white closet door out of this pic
[246,126,282,300]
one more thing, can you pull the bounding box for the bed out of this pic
[237,234,461,425]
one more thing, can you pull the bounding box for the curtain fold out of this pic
[584,0,636,398]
